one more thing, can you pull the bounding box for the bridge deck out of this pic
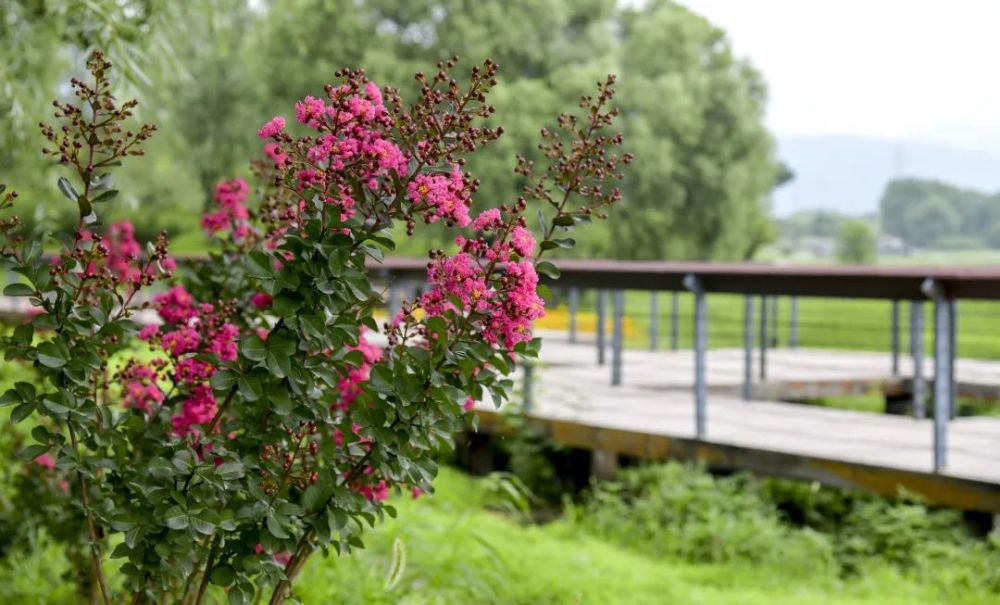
[474,336,1000,511]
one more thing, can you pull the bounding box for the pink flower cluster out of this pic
[333,329,384,411]
[418,208,545,348]
[257,80,410,201]
[202,179,252,241]
[121,362,166,412]
[407,167,472,227]
[105,221,142,283]
[141,285,242,436]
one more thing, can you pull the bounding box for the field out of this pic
[537,290,1000,360]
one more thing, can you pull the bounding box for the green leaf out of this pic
[535,261,560,279]
[266,511,288,539]
[210,565,236,587]
[216,461,245,481]
[149,458,174,479]
[210,369,239,391]
[92,189,119,203]
[57,176,79,202]
[14,381,36,400]
[10,402,34,423]
[241,336,267,362]
[3,283,34,297]
[0,389,21,407]
[552,214,575,227]
[164,507,189,530]
[12,324,33,346]
[36,342,69,368]
[17,444,48,461]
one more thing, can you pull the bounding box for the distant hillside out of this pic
[772,135,1000,216]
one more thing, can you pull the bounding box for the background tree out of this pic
[836,220,877,264]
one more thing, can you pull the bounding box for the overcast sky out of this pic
[676,0,1000,152]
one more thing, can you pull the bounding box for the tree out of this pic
[836,220,876,264]
[608,0,777,260]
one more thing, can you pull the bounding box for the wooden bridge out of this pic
[6,258,1000,511]
[379,259,1000,512]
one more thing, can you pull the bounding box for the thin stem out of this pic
[193,535,222,605]
[69,424,113,605]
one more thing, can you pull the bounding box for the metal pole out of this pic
[891,300,900,375]
[743,295,754,401]
[611,290,625,386]
[387,282,401,321]
[759,294,768,381]
[523,360,534,412]
[670,291,679,350]
[911,301,926,419]
[949,300,957,418]
[922,279,952,472]
[649,291,659,351]
[683,274,707,439]
[789,296,799,349]
[568,287,579,343]
[770,296,779,347]
[596,289,607,365]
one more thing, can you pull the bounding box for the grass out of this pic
[536,291,1000,359]
[1,458,997,603]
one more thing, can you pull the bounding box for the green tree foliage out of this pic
[1,0,779,260]
[836,220,876,264]
[880,177,1000,249]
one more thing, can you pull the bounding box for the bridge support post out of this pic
[759,294,768,381]
[910,301,926,419]
[922,279,954,472]
[522,359,535,412]
[891,300,900,375]
[789,296,799,349]
[950,301,958,419]
[386,281,401,322]
[649,291,659,351]
[770,296,779,347]
[596,290,607,365]
[743,295,754,401]
[568,287,579,343]
[684,274,707,439]
[670,291,679,350]
[611,290,625,386]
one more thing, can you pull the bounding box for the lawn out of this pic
[537,290,1000,359]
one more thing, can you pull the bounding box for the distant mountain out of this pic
[772,135,1000,217]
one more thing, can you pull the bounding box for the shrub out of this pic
[0,51,630,604]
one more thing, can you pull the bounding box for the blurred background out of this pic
[8,1,1000,265]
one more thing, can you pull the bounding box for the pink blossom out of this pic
[264,143,289,168]
[155,286,198,324]
[411,486,425,499]
[171,385,217,436]
[161,327,201,357]
[257,116,286,139]
[407,168,471,226]
[294,96,327,129]
[138,324,160,341]
[472,208,502,231]
[122,364,165,412]
[511,226,535,257]
[464,396,475,411]
[250,293,273,309]
[175,358,216,384]
[33,453,56,470]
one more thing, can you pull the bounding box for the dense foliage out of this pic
[0,49,628,603]
[880,177,1000,250]
[1,0,777,261]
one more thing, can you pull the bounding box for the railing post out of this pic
[611,290,625,386]
[522,359,534,413]
[743,295,754,401]
[387,281,401,321]
[568,287,579,343]
[649,291,659,351]
[670,291,679,350]
[789,296,799,349]
[759,294,768,380]
[910,301,926,419]
[922,279,953,472]
[891,300,900,375]
[770,296,779,347]
[596,289,607,365]
[683,274,707,439]
[949,300,958,418]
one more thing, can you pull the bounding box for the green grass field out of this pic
[541,290,1000,360]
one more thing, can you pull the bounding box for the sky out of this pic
[676,0,1000,153]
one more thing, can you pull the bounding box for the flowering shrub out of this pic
[0,52,629,604]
